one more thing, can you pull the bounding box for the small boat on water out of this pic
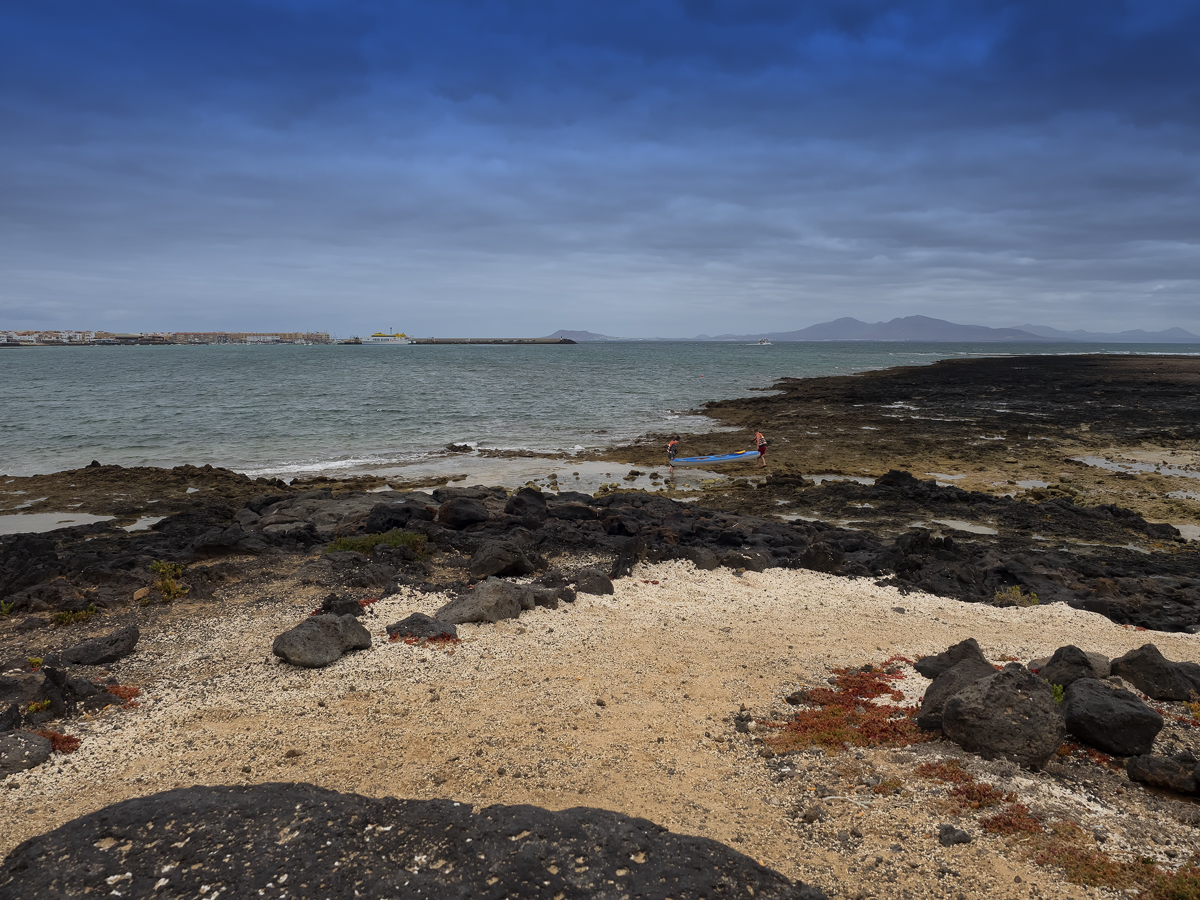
[757,338,772,345]
[670,450,759,467]
[364,331,412,345]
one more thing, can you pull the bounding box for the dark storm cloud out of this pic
[2,1,1199,336]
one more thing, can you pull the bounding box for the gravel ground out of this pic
[3,559,1199,899]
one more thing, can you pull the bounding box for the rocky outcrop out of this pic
[1063,678,1163,757]
[504,487,548,522]
[61,626,140,667]
[941,664,1065,768]
[1110,644,1200,701]
[271,615,372,668]
[435,578,524,624]
[0,783,827,899]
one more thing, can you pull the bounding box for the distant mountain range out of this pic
[547,317,1200,344]
[691,316,1200,343]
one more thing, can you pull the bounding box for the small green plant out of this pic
[25,699,51,714]
[993,585,1039,607]
[26,656,43,671]
[53,604,97,626]
[149,560,188,600]
[0,599,14,617]
[326,529,428,556]
[1051,683,1066,705]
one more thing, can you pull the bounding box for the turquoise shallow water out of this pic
[1,341,1197,478]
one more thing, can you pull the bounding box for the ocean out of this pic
[2,341,1198,480]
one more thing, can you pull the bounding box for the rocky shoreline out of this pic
[2,354,1200,898]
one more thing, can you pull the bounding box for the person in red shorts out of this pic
[754,430,768,466]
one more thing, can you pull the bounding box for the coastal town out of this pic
[0,331,333,346]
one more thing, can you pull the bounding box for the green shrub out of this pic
[149,560,188,600]
[53,604,96,626]
[0,599,14,617]
[327,530,428,556]
[993,585,1039,607]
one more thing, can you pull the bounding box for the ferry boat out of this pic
[363,331,412,345]
[757,338,772,345]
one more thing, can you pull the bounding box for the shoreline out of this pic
[3,352,1200,897]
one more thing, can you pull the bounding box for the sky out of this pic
[2,1,1199,338]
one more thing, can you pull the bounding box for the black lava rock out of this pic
[914,638,988,680]
[386,613,458,641]
[271,615,372,668]
[1063,678,1163,757]
[1111,644,1200,701]
[573,567,614,596]
[1038,645,1103,688]
[437,497,490,530]
[941,664,1066,768]
[61,626,140,667]
[916,656,996,732]
[0,783,827,899]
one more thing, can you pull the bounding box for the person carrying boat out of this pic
[667,435,681,472]
[754,430,768,467]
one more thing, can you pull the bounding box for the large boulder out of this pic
[941,663,1066,768]
[1110,644,1200,701]
[1063,678,1163,757]
[0,730,52,775]
[916,656,996,732]
[1038,645,1103,688]
[437,498,489,530]
[798,542,842,574]
[1126,755,1199,795]
[573,567,614,596]
[549,503,597,521]
[61,626,140,667]
[504,488,548,521]
[271,615,371,668]
[915,638,988,680]
[386,613,458,641]
[435,578,523,625]
[469,540,536,579]
[0,783,827,899]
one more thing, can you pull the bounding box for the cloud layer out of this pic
[2,1,1199,336]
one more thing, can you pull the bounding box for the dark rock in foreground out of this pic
[915,656,995,732]
[0,783,827,900]
[435,578,524,624]
[1110,644,1200,701]
[386,613,458,640]
[914,637,987,680]
[1126,755,1200,795]
[1063,678,1163,757]
[271,615,372,668]
[1037,645,1104,688]
[61,626,140,667]
[0,731,51,775]
[941,663,1065,768]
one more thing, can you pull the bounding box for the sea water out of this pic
[1,341,1196,479]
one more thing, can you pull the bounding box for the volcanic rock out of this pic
[271,614,372,668]
[573,567,614,595]
[61,626,140,667]
[0,783,826,899]
[941,663,1066,768]
[916,656,997,732]
[0,730,52,775]
[469,539,536,578]
[1063,678,1163,757]
[914,638,988,680]
[385,613,458,641]
[437,497,490,530]
[504,487,548,522]
[1126,755,1199,795]
[435,578,523,624]
[1110,644,1200,701]
[319,593,365,617]
[1038,645,1103,688]
[799,541,843,574]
